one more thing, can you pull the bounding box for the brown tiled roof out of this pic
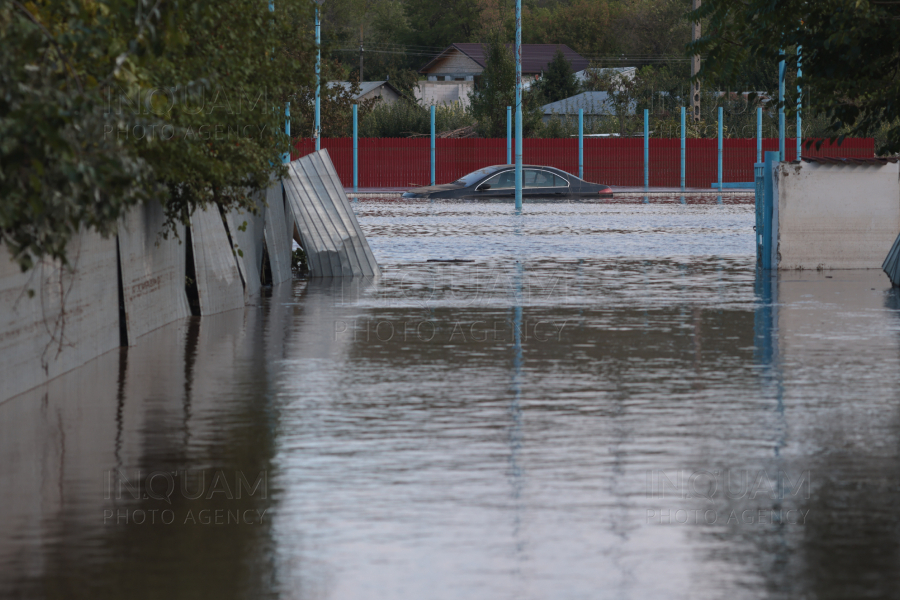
[419,43,589,75]
[801,156,897,165]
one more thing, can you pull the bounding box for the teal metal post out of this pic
[718,106,723,200]
[430,105,435,186]
[578,108,584,179]
[762,151,778,270]
[315,4,321,151]
[507,106,511,164]
[778,50,785,160]
[284,102,290,164]
[352,104,358,192]
[680,106,685,191]
[514,0,523,209]
[757,106,762,163]
[643,109,649,188]
[797,46,802,160]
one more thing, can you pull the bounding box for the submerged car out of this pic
[402,165,613,199]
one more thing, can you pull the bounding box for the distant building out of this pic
[575,67,637,86]
[327,81,403,104]
[419,43,589,86]
[414,81,474,108]
[541,91,635,124]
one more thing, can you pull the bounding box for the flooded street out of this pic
[3,200,900,599]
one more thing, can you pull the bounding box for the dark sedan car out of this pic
[402,165,613,199]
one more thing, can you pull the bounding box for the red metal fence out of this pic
[292,137,875,189]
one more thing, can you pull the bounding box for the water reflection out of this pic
[3,203,900,599]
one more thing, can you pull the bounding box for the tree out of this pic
[540,49,579,103]
[469,34,516,138]
[690,0,900,153]
[1,0,315,271]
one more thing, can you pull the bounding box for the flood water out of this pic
[3,199,900,599]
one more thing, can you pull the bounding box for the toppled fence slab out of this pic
[190,206,245,315]
[284,149,380,277]
[0,232,120,403]
[118,201,191,343]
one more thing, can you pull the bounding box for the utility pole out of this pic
[690,0,701,122]
[359,24,364,81]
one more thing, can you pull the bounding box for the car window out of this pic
[524,169,567,188]
[479,171,515,189]
[452,166,504,186]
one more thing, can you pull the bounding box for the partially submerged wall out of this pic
[776,159,900,269]
[0,232,120,402]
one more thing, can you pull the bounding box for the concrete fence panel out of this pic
[118,200,191,343]
[226,196,266,299]
[190,206,245,315]
[284,149,380,278]
[0,231,120,403]
[776,161,900,270]
[264,181,293,285]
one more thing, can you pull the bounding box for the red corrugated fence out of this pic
[292,137,875,188]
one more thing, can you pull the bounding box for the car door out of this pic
[523,169,568,196]
[475,170,515,196]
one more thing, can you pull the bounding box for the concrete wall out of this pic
[0,231,120,402]
[414,81,473,108]
[776,161,900,269]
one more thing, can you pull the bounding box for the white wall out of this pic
[776,161,900,269]
[414,81,473,108]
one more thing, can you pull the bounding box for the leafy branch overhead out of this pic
[0,0,316,272]
[690,0,900,154]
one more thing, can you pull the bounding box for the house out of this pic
[540,91,634,124]
[575,66,636,86]
[419,43,589,85]
[414,81,474,108]
[327,81,403,104]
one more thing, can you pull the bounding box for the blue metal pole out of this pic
[797,46,802,160]
[763,151,778,270]
[430,105,436,186]
[284,102,290,164]
[643,109,649,188]
[718,106,723,194]
[578,108,583,179]
[353,104,358,192]
[507,106,512,164]
[315,4,321,152]
[778,50,785,161]
[757,106,762,164]
[680,106,685,191]
[514,0,523,210]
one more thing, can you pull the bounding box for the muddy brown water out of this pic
[2,200,900,599]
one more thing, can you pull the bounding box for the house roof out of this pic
[541,92,616,116]
[327,81,402,99]
[419,43,589,75]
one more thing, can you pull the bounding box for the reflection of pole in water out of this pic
[508,260,526,561]
[753,269,791,585]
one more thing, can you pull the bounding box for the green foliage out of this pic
[358,100,474,138]
[470,35,515,138]
[291,62,378,138]
[1,0,315,272]
[538,49,578,104]
[691,0,900,153]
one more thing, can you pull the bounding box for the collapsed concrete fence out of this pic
[0,149,379,403]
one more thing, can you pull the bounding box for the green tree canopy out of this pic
[691,0,900,153]
[1,0,315,271]
[539,49,579,103]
